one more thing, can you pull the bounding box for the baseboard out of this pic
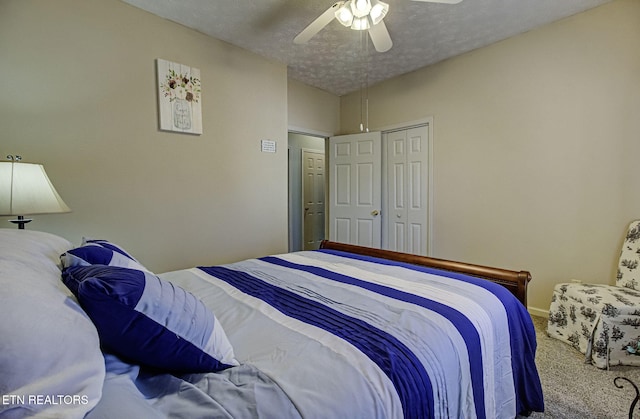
[528,306,548,318]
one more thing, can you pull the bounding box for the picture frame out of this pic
[157,59,202,134]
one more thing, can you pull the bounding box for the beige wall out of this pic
[341,0,640,314]
[288,79,340,136]
[0,0,289,272]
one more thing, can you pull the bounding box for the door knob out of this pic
[371,209,380,216]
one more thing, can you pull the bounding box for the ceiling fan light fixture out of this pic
[335,3,354,27]
[335,0,386,30]
[369,1,389,25]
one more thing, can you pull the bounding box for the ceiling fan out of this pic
[294,0,463,53]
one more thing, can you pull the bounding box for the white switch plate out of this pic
[261,140,276,153]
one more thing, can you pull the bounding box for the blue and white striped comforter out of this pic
[166,249,543,418]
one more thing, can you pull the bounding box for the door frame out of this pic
[287,128,330,252]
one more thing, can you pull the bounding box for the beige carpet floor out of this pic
[524,316,640,418]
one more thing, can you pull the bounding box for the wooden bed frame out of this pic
[319,240,531,307]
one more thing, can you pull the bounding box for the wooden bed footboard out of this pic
[319,240,531,307]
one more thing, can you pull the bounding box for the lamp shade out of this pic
[0,162,70,216]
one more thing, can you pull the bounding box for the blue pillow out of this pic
[62,265,238,373]
[61,239,150,273]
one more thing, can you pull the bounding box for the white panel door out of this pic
[302,150,325,250]
[384,125,429,255]
[329,132,382,248]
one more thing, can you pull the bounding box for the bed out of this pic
[0,229,544,418]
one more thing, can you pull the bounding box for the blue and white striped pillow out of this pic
[61,265,238,373]
[61,239,150,273]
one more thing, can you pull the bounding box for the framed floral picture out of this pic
[157,59,202,134]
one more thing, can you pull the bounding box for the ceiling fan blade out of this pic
[368,20,392,53]
[294,2,344,44]
[411,0,463,4]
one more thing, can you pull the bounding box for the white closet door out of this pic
[329,132,382,248]
[384,125,429,255]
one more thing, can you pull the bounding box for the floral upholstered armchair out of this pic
[548,220,640,369]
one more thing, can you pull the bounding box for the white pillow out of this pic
[0,229,105,418]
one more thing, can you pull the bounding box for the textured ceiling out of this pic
[121,0,612,96]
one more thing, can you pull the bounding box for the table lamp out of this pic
[0,155,70,229]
